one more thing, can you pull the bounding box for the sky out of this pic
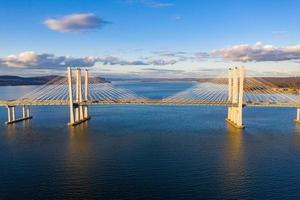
[0,0,299,78]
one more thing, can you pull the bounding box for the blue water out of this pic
[0,82,300,199]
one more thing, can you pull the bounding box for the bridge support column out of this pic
[295,108,300,124]
[226,66,245,129]
[75,68,80,122]
[5,105,32,125]
[67,67,90,126]
[11,106,15,121]
[22,105,31,118]
[83,69,90,119]
[22,105,26,118]
[67,67,75,125]
[227,68,233,120]
[26,106,30,118]
[7,106,12,123]
[78,69,84,121]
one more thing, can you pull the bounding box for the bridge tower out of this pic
[296,108,300,124]
[67,67,90,126]
[226,66,245,129]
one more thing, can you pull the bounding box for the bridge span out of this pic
[0,99,299,107]
[1,67,299,128]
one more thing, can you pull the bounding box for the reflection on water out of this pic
[5,123,17,142]
[220,125,248,198]
[5,120,32,142]
[67,122,92,166]
[295,123,300,135]
[224,125,244,172]
[62,123,94,199]
[1,84,300,199]
[293,123,300,149]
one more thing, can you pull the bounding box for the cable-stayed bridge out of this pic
[0,67,299,128]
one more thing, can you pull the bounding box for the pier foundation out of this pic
[6,105,32,125]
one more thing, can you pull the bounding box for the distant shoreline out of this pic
[0,75,109,86]
[0,75,299,90]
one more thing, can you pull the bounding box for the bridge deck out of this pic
[0,99,299,107]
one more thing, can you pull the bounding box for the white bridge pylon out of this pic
[67,67,90,126]
[296,108,300,124]
[226,67,245,129]
[162,66,300,128]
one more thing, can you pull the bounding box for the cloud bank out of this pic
[2,42,300,70]
[0,51,178,69]
[212,42,300,62]
[0,51,99,68]
[44,13,109,32]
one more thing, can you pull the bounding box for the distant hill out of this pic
[115,77,300,88]
[0,76,299,88]
[0,75,108,86]
[260,77,300,88]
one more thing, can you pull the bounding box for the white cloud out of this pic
[44,13,109,32]
[174,15,182,20]
[212,42,300,62]
[148,59,177,65]
[0,51,98,68]
[0,51,178,69]
[124,0,173,8]
[3,42,300,71]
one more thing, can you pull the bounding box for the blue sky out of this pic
[0,0,299,77]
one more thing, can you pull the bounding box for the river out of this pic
[0,82,300,199]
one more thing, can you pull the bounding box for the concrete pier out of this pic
[84,69,89,119]
[295,108,300,124]
[67,67,75,125]
[5,105,32,125]
[67,67,91,126]
[226,67,245,129]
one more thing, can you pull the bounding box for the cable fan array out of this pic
[163,75,300,106]
[88,78,146,103]
[243,77,300,104]
[16,75,146,105]
[10,70,300,107]
[162,82,228,105]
